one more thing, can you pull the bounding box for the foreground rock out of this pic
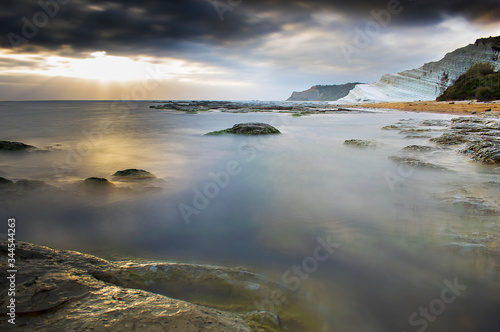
[0,141,36,152]
[0,242,313,331]
[206,123,281,136]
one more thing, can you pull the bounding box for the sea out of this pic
[1,100,499,331]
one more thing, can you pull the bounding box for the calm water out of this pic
[1,101,499,331]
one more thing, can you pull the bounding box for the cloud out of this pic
[1,0,499,55]
[0,0,499,100]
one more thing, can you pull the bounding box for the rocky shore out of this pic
[0,242,316,331]
[382,116,500,166]
[150,100,369,116]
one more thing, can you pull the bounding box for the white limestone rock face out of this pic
[339,37,500,103]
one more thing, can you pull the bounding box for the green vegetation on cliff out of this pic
[437,63,500,101]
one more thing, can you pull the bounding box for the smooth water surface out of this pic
[1,101,499,331]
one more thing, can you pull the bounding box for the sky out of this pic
[0,0,499,101]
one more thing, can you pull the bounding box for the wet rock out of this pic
[420,120,450,127]
[343,139,376,148]
[401,145,434,152]
[477,130,500,138]
[15,179,56,192]
[399,128,432,134]
[112,169,156,180]
[0,140,36,152]
[206,123,281,136]
[0,242,306,332]
[461,141,500,164]
[430,133,470,145]
[389,156,447,170]
[445,242,490,254]
[444,197,499,216]
[404,134,432,139]
[451,117,489,125]
[0,177,14,189]
[81,177,115,198]
[243,311,282,331]
[450,118,500,132]
[82,177,114,187]
[0,176,14,185]
[451,122,490,132]
[381,125,402,131]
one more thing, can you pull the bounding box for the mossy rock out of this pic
[401,145,434,152]
[206,123,281,136]
[461,141,500,164]
[84,177,113,185]
[112,169,156,179]
[381,125,402,131]
[430,133,470,145]
[82,177,115,190]
[344,139,376,148]
[290,112,308,117]
[0,140,36,152]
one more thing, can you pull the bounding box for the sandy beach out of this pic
[364,100,500,116]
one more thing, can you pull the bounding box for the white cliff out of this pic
[339,36,500,103]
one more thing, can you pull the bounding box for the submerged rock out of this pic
[446,198,499,216]
[14,179,55,191]
[206,123,281,136]
[445,242,490,254]
[381,124,402,131]
[389,156,447,170]
[0,140,36,152]
[344,139,376,148]
[81,177,115,198]
[0,242,311,331]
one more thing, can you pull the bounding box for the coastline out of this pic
[362,100,500,116]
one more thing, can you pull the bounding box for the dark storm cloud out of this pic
[0,0,498,54]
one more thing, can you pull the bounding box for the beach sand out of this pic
[362,100,500,116]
